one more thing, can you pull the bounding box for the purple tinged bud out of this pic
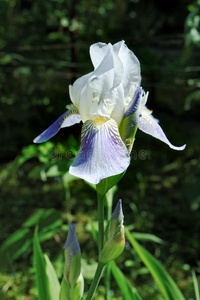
[111,199,122,221]
[99,200,125,264]
[63,223,82,289]
[63,223,79,256]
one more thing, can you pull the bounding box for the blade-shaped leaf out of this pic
[110,261,142,300]
[192,271,200,300]
[0,209,63,268]
[59,278,71,300]
[33,227,60,300]
[0,228,33,268]
[132,232,163,244]
[44,254,60,299]
[126,228,185,300]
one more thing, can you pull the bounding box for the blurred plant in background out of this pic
[184,0,200,110]
[0,0,200,299]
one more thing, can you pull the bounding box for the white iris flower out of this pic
[34,41,185,184]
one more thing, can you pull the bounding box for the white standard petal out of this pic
[69,118,130,184]
[90,68,114,104]
[89,47,124,120]
[69,72,93,107]
[114,41,141,101]
[138,108,186,151]
[90,42,109,69]
[91,44,124,89]
[78,48,116,122]
[105,83,125,125]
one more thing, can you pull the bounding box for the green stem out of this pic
[86,262,105,300]
[105,264,111,300]
[97,193,105,252]
[105,189,113,300]
[86,193,104,300]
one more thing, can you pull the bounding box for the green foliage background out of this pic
[0,0,200,299]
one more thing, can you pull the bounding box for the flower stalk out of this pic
[85,262,105,300]
[97,193,105,252]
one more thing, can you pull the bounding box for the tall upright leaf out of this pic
[126,228,185,300]
[110,261,142,300]
[192,271,200,300]
[33,227,60,300]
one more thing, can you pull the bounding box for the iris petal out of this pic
[124,86,142,118]
[33,105,81,143]
[139,108,186,150]
[119,87,142,146]
[106,83,125,125]
[69,119,130,184]
[90,42,111,69]
[114,41,141,98]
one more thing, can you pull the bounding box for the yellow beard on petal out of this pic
[141,108,153,115]
[93,117,107,128]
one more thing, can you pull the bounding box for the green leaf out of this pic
[33,227,50,300]
[81,258,98,280]
[44,254,61,299]
[0,228,33,268]
[33,227,60,300]
[126,228,185,300]
[0,209,63,268]
[23,209,46,227]
[59,278,70,300]
[88,220,98,243]
[192,271,200,300]
[132,232,163,244]
[110,261,142,300]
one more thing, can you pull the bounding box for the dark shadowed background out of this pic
[0,0,200,299]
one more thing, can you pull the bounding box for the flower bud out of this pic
[70,273,84,300]
[62,223,84,300]
[99,200,125,264]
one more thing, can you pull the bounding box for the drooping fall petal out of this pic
[33,105,81,143]
[139,108,186,150]
[69,118,130,184]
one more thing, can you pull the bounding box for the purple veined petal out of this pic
[119,87,142,145]
[33,105,81,143]
[69,118,130,184]
[138,108,186,151]
[124,86,142,118]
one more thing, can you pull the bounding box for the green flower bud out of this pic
[70,273,84,300]
[99,200,125,264]
[62,223,84,300]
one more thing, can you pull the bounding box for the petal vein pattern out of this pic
[69,119,130,184]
